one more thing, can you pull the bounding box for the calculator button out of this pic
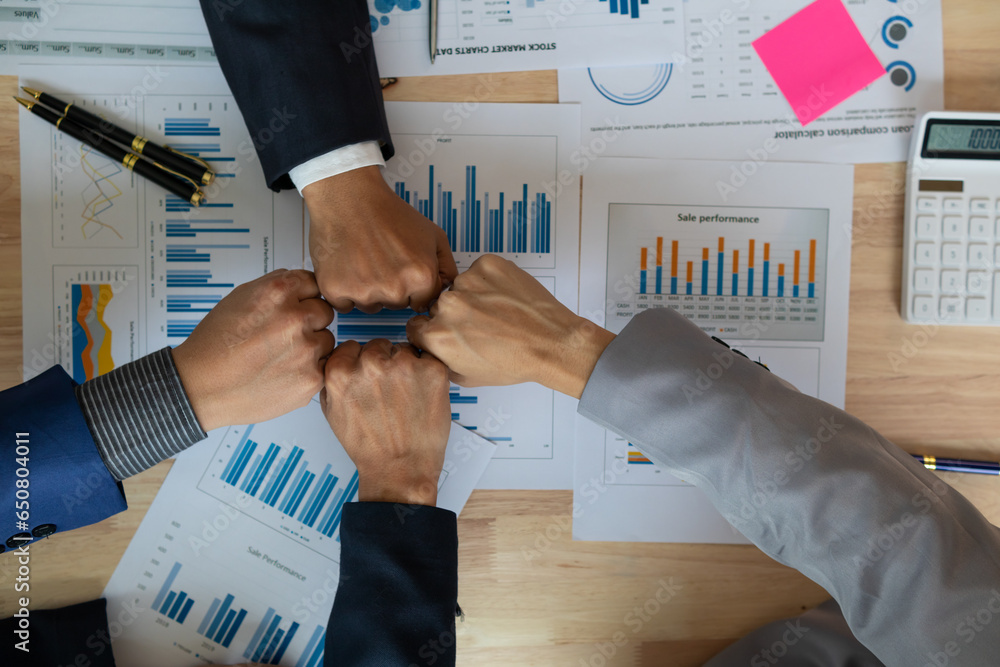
[969,217,991,239]
[940,297,963,319]
[967,298,989,320]
[915,215,937,239]
[913,269,935,293]
[943,198,963,213]
[914,243,936,266]
[941,244,962,267]
[968,244,990,266]
[941,270,962,293]
[971,199,990,214]
[916,197,939,212]
[942,216,964,240]
[912,296,934,319]
[968,271,990,294]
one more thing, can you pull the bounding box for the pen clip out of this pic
[151,158,203,191]
[164,145,213,174]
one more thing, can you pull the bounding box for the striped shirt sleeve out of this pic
[74,347,207,481]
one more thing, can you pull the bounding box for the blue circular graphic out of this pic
[587,64,673,106]
[881,15,913,49]
[886,60,916,91]
[370,0,421,33]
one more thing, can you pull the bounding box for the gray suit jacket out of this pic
[579,308,1000,665]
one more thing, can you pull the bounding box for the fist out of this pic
[172,269,335,431]
[407,255,615,397]
[305,166,458,313]
[321,340,451,506]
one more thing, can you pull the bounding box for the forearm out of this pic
[75,347,206,481]
[327,503,459,666]
[578,308,1000,663]
[199,0,393,190]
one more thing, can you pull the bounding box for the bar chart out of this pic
[197,593,248,648]
[207,422,361,546]
[606,204,829,342]
[385,133,558,269]
[152,562,195,624]
[295,626,326,667]
[242,607,300,664]
[143,95,277,351]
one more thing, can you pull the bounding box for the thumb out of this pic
[406,314,433,351]
[436,232,459,287]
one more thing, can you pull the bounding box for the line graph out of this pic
[79,145,127,241]
[51,96,139,249]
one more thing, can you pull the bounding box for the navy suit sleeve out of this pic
[1,598,117,666]
[327,502,458,666]
[199,0,394,191]
[0,367,126,552]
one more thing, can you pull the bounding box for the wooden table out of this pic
[2,4,1000,665]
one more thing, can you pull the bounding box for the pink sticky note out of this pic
[752,0,885,125]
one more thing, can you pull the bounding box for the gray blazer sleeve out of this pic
[578,308,1000,665]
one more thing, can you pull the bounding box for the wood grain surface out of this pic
[1,3,999,665]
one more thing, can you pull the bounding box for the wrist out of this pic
[536,317,616,399]
[357,471,439,507]
[170,344,225,432]
[302,164,388,214]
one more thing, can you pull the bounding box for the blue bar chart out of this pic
[152,562,195,624]
[242,608,300,664]
[199,405,369,554]
[295,626,326,667]
[385,133,558,269]
[197,593,248,648]
[143,95,279,352]
[214,424,360,541]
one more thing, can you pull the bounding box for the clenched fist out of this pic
[172,269,335,431]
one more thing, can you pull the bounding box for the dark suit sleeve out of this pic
[0,367,127,552]
[1,599,117,666]
[199,0,394,191]
[327,502,458,666]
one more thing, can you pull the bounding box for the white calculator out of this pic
[902,111,1000,324]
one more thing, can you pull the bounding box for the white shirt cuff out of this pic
[288,141,386,195]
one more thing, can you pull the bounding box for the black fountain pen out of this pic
[21,86,215,187]
[15,96,205,206]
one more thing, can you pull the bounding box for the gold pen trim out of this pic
[132,136,148,153]
[151,159,202,190]
[20,86,41,100]
[122,153,139,171]
[164,146,215,185]
[924,455,937,470]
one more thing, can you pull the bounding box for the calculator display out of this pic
[922,119,1000,159]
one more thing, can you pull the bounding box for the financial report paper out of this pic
[560,0,944,164]
[102,402,495,667]
[328,101,584,490]
[18,64,581,489]
[574,157,853,543]
[0,0,685,76]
